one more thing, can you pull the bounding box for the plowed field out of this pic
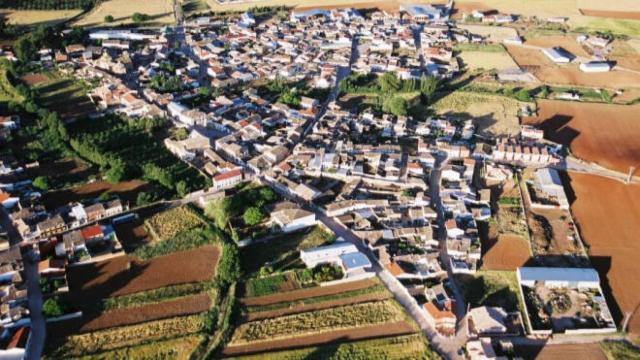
[481,234,531,271]
[523,100,640,173]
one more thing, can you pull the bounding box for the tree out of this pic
[14,36,37,63]
[175,180,188,197]
[32,176,50,191]
[539,85,550,98]
[259,187,276,203]
[383,96,409,116]
[205,198,230,230]
[104,15,114,23]
[243,206,264,226]
[105,159,126,183]
[312,263,343,282]
[601,89,612,103]
[174,127,188,141]
[136,191,156,206]
[217,242,241,286]
[132,12,150,23]
[515,88,532,102]
[378,72,400,93]
[43,297,65,318]
[419,74,438,104]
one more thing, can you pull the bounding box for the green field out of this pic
[33,72,95,118]
[0,66,23,103]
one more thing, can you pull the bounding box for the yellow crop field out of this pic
[207,0,444,13]
[458,51,518,71]
[2,10,82,25]
[74,0,174,27]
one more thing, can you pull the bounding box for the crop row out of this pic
[145,206,206,242]
[231,300,403,344]
[52,315,205,357]
[100,282,211,311]
[68,335,204,360]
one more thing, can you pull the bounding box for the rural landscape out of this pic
[0,0,638,359]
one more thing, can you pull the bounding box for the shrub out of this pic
[43,297,66,317]
[312,263,343,283]
[132,12,150,23]
[243,207,264,226]
[32,176,50,191]
[104,15,114,23]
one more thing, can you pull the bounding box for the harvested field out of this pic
[240,279,377,306]
[67,246,219,302]
[563,172,640,335]
[458,51,518,71]
[506,45,640,88]
[457,24,518,43]
[579,9,640,20]
[432,91,524,136]
[75,0,174,27]
[42,179,149,210]
[246,292,389,321]
[222,322,416,356]
[523,100,640,173]
[63,334,204,360]
[52,293,211,335]
[481,234,530,271]
[1,9,82,25]
[524,35,590,58]
[514,343,607,360]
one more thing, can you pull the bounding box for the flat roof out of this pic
[518,267,600,283]
[340,252,371,269]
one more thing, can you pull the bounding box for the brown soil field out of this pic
[579,9,640,20]
[21,73,49,86]
[514,343,607,360]
[524,35,590,58]
[50,293,210,336]
[564,172,640,335]
[42,179,150,209]
[506,45,640,88]
[523,100,640,173]
[528,207,582,257]
[481,234,531,271]
[608,39,640,73]
[245,292,389,321]
[240,279,377,307]
[67,246,219,302]
[221,321,416,356]
[295,1,399,13]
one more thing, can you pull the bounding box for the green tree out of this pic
[217,242,241,286]
[105,159,126,183]
[174,127,188,141]
[136,191,156,206]
[104,15,114,23]
[539,85,550,98]
[132,12,149,23]
[259,187,276,203]
[243,206,264,226]
[378,72,400,93]
[14,36,37,63]
[32,176,50,191]
[43,297,65,317]
[515,88,532,102]
[205,198,230,230]
[601,89,612,103]
[419,74,438,104]
[175,180,188,197]
[383,96,408,116]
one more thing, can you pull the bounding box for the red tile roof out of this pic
[81,225,103,239]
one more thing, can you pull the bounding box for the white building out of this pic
[579,61,611,73]
[542,48,572,63]
[270,203,316,233]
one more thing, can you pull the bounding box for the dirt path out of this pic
[221,321,416,356]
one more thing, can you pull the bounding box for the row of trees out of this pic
[13,25,85,63]
[0,0,94,10]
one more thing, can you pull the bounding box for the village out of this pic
[0,0,637,359]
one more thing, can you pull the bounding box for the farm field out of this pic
[505,45,640,89]
[481,234,530,271]
[42,179,149,209]
[32,72,96,118]
[563,172,640,336]
[207,0,446,13]
[524,35,590,59]
[145,205,207,242]
[66,245,219,302]
[523,100,640,174]
[432,90,524,136]
[579,9,640,20]
[456,24,518,42]
[1,9,82,25]
[61,334,204,360]
[514,343,607,360]
[608,39,640,73]
[74,0,174,27]
[227,334,432,360]
[458,51,518,71]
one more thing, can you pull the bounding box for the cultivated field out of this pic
[66,246,219,302]
[42,179,148,209]
[145,205,207,242]
[564,172,640,336]
[458,51,518,71]
[432,91,523,136]
[207,0,444,13]
[32,72,96,118]
[1,9,82,25]
[579,9,640,21]
[523,100,640,173]
[608,39,640,73]
[74,0,174,27]
[61,335,204,360]
[481,234,530,271]
[227,334,432,360]
[514,343,607,360]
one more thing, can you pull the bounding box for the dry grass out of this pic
[432,91,523,136]
[457,24,518,43]
[1,9,82,25]
[458,51,518,71]
[207,0,444,13]
[74,0,174,27]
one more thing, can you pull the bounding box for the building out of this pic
[579,61,611,73]
[468,306,509,336]
[542,48,573,63]
[212,169,243,191]
[270,202,316,233]
[300,241,357,268]
[534,168,569,209]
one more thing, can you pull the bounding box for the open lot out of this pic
[74,0,174,27]
[481,234,530,271]
[458,51,519,71]
[66,245,219,302]
[432,91,524,136]
[563,172,640,336]
[0,9,82,25]
[523,100,640,174]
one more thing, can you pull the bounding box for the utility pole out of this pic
[626,166,636,184]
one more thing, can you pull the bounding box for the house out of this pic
[468,306,509,336]
[300,241,357,268]
[534,168,569,209]
[423,301,456,335]
[57,230,85,257]
[212,169,243,191]
[85,203,106,222]
[579,61,611,73]
[542,47,573,63]
[37,215,66,238]
[445,219,464,238]
[466,338,498,360]
[270,202,316,233]
[293,183,321,201]
[80,224,104,245]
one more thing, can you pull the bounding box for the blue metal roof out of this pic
[340,252,371,270]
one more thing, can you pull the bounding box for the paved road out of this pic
[24,249,45,360]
